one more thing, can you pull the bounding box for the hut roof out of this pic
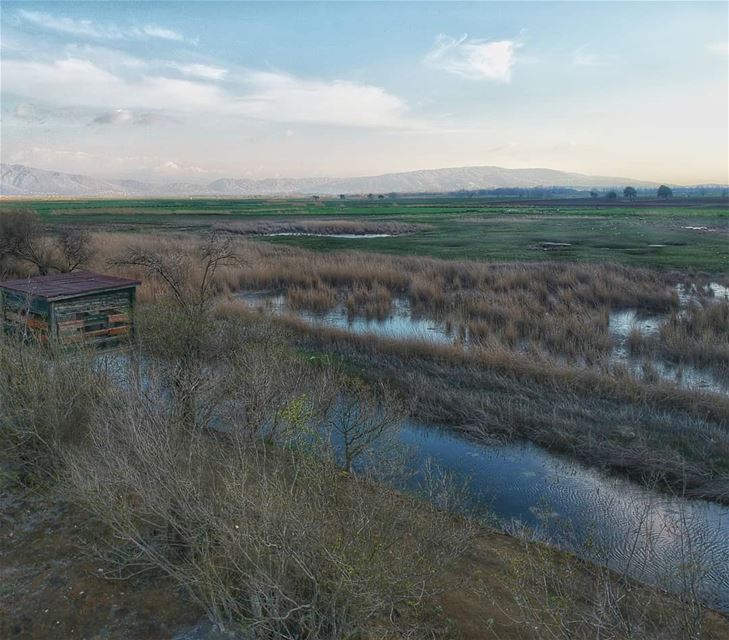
[0,271,140,302]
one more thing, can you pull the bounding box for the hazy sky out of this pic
[1,1,727,184]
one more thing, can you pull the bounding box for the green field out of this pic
[7,196,729,272]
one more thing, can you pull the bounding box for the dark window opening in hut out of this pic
[0,271,140,349]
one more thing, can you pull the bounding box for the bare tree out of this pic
[0,209,57,275]
[0,209,92,275]
[114,230,238,314]
[113,231,239,429]
[324,377,405,473]
[57,228,93,272]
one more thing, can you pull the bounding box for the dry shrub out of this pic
[65,368,472,638]
[0,208,92,276]
[501,538,709,640]
[0,339,112,482]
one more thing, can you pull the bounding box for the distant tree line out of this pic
[445,184,729,200]
[317,185,724,201]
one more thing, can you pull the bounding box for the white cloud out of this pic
[2,56,416,129]
[2,58,223,111]
[60,45,226,80]
[136,25,185,42]
[707,41,729,56]
[425,34,521,81]
[17,10,188,43]
[172,63,228,80]
[237,71,413,128]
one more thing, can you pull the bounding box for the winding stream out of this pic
[232,288,729,610]
[393,422,729,611]
[96,348,729,612]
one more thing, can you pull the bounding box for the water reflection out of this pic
[238,289,729,395]
[93,351,729,611]
[395,421,729,611]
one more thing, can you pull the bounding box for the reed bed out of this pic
[88,231,729,368]
[345,283,392,320]
[215,219,424,236]
[660,302,729,372]
[287,282,338,312]
[89,232,686,363]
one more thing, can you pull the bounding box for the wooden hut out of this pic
[0,271,140,348]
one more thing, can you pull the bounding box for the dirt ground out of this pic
[0,485,201,640]
[2,482,729,640]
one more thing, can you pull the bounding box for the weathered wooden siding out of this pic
[0,286,136,348]
[0,290,52,343]
[52,289,134,347]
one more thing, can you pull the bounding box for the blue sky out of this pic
[1,1,727,183]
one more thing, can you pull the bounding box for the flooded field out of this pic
[237,287,729,395]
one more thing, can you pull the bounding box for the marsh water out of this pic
[96,349,729,612]
[233,287,729,609]
[393,421,729,611]
[238,288,729,395]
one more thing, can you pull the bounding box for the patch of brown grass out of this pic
[346,283,392,319]
[287,282,337,312]
[659,302,729,374]
[215,219,424,236]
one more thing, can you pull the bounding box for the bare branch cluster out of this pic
[0,209,92,276]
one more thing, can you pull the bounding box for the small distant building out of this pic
[0,271,140,348]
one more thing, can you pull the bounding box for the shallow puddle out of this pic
[237,291,453,343]
[608,308,728,394]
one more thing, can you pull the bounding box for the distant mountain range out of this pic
[1,163,668,197]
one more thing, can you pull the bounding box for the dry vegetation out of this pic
[2,221,729,637]
[3,309,728,639]
[87,230,693,363]
[76,231,729,502]
[660,303,729,374]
